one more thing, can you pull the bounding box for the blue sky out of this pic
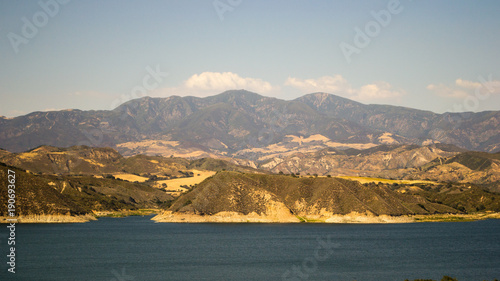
[1,0,500,117]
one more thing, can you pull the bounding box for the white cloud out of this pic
[185,72,274,93]
[427,78,500,99]
[426,83,469,98]
[153,72,405,102]
[455,79,481,89]
[153,72,278,97]
[357,82,403,100]
[284,75,353,94]
[285,75,403,101]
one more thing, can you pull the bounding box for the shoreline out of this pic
[2,212,499,224]
[412,212,500,222]
[0,209,161,223]
[152,211,500,224]
[0,214,97,223]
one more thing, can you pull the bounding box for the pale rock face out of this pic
[152,209,300,223]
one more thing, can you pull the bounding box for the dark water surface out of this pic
[1,216,499,281]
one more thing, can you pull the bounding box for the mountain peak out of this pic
[213,89,264,100]
[295,92,365,114]
[0,90,499,153]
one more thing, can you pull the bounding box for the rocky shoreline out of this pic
[152,211,500,224]
[152,211,300,223]
[0,214,97,223]
[2,212,499,224]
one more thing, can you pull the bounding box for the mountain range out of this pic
[2,90,500,222]
[1,90,499,158]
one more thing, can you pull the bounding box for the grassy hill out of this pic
[0,162,173,218]
[167,171,462,219]
[2,144,499,223]
[0,145,258,178]
[445,151,500,171]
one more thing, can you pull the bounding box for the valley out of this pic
[1,142,499,223]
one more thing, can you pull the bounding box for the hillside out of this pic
[153,171,487,223]
[0,163,173,222]
[2,144,499,223]
[408,151,500,185]
[0,145,268,199]
[187,158,265,174]
[1,90,499,159]
[256,144,500,189]
[0,145,257,177]
[257,144,458,177]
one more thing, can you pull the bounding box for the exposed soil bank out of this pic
[152,211,300,223]
[0,214,97,223]
[3,212,499,224]
[152,211,500,223]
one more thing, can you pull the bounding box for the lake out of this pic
[1,216,499,281]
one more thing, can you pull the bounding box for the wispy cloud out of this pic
[427,78,500,99]
[285,75,404,102]
[426,83,469,98]
[154,72,278,97]
[285,75,352,95]
[154,73,404,102]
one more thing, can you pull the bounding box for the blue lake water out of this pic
[1,216,499,281]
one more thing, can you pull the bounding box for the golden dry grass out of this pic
[378,132,398,144]
[117,140,180,149]
[337,176,438,185]
[325,141,377,150]
[113,173,149,182]
[83,158,105,167]
[113,170,216,195]
[17,151,39,160]
[156,169,216,196]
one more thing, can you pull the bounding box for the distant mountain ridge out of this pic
[0,145,260,176]
[1,90,499,156]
